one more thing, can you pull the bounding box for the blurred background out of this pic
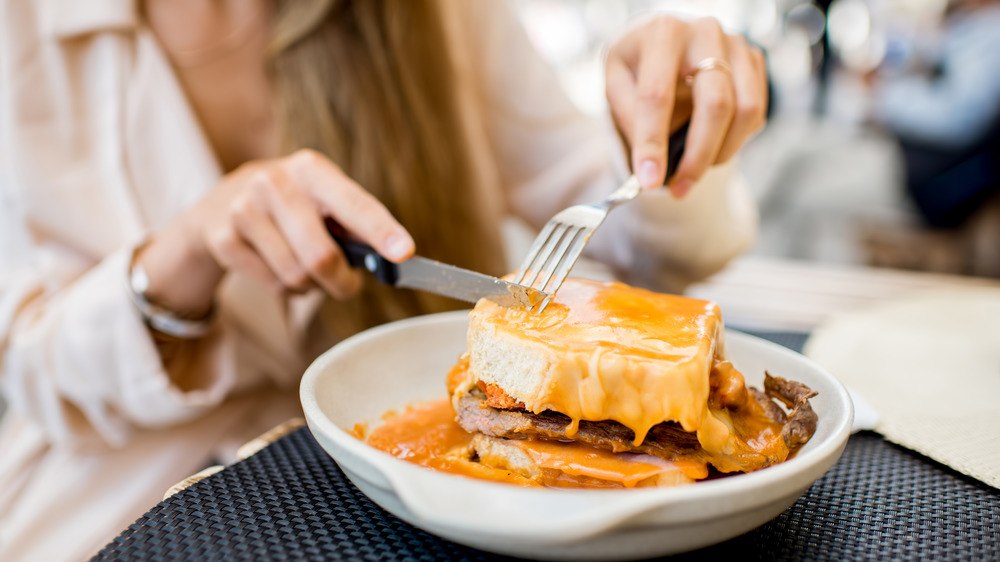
[512,0,1000,278]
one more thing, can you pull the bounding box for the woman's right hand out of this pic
[135,149,415,318]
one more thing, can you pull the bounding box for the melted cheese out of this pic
[466,278,732,453]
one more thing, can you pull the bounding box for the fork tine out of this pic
[545,231,589,293]
[536,226,584,294]
[514,174,649,312]
[522,223,570,290]
[514,221,557,285]
[535,230,590,313]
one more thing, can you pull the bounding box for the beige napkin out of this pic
[804,287,1000,489]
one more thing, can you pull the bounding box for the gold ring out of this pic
[685,57,733,86]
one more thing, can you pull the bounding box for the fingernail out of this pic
[638,160,661,189]
[385,232,413,261]
[671,179,693,198]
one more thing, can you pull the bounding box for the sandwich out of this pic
[447,278,818,488]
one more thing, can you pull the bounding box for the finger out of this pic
[605,55,638,148]
[204,222,283,292]
[230,183,315,293]
[630,18,687,189]
[670,18,736,198]
[285,149,414,262]
[605,31,643,146]
[715,36,768,163]
[260,167,363,300]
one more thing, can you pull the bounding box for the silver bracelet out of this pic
[125,257,215,339]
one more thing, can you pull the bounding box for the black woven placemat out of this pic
[94,332,1000,561]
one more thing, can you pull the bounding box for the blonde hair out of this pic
[267,0,505,340]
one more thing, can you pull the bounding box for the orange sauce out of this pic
[348,422,368,440]
[365,399,539,486]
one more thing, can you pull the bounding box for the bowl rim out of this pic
[300,310,854,542]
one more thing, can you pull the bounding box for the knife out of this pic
[327,227,547,308]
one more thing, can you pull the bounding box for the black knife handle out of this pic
[325,219,399,285]
[664,121,689,182]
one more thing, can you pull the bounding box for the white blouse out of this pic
[0,0,757,559]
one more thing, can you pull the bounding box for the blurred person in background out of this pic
[866,0,1000,275]
[0,1,767,558]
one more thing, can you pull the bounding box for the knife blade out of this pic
[329,230,546,308]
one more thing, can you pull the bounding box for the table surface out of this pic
[687,256,1000,331]
[93,331,1000,562]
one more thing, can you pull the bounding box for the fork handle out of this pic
[325,218,400,285]
[608,122,691,205]
[664,121,689,182]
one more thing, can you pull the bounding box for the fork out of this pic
[513,123,689,312]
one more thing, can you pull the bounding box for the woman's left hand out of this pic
[606,16,768,197]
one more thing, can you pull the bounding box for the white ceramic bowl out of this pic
[300,311,853,560]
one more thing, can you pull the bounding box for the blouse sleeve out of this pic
[459,1,758,292]
[0,1,239,448]
[0,240,237,448]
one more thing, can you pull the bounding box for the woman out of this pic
[0,0,766,559]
